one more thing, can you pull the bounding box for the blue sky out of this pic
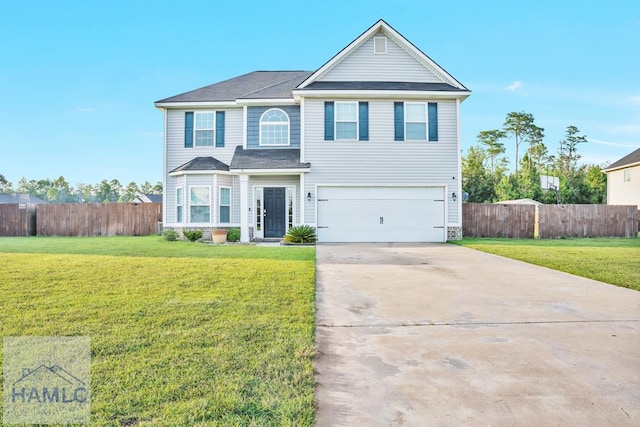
[1,0,639,187]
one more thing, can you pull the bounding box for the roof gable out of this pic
[603,147,640,172]
[297,20,467,90]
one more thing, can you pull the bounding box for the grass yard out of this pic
[452,237,640,292]
[0,236,316,426]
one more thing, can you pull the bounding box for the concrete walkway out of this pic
[315,243,640,426]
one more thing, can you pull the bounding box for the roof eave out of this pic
[293,89,471,100]
[154,101,240,108]
[603,160,640,172]
[229,168,311,175]
[169,170,232,176]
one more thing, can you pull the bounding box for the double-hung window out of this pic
[336,102,358,140]
[405,103,427,141]
[624,169,631,182]
[184,111,225,147]
[219,187,230,223]
[324,101,368,141]
[195,112,214,146]
[176,187,183,223]
[190,187,210,223]
[394,102,438,142]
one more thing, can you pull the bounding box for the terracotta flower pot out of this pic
[211,229,227,244]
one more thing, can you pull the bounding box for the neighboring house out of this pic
[155,20,470,243]
[602,147,640,208]
[0,193,48,204]
[133,194,162,204]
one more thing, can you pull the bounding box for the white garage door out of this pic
[316,186,446,243]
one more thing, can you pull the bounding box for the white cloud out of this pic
[627,94,640,105]
[588,138,640,147]
[76,107,95,112]
[505,81,523,91]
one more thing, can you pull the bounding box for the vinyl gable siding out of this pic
[319,31,442,83]
[246,105,300,149]
[303,98,460,224]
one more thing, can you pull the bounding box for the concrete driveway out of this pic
[315,244,640,426]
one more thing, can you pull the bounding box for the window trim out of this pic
[404,102,428,141]
[176,187,183,223]
[188,185,211,224]
[335,101,358,141]
[194,111,215,147]
[219,186,231,224]
[259,108,290,146]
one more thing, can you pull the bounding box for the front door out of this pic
[264,187,286,238]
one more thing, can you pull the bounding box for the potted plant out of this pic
[211,228,227,244]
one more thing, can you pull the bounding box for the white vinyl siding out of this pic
[319,31,442,83]
[303,99,460,225]
[165,108,242,172]
[606,165,640,207]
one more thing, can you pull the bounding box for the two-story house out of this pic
[155,20,470,243]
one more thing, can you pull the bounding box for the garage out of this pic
[316,185,446,243]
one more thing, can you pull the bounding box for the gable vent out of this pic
[374,36,387,54]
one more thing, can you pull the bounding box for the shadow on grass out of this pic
[0,236,315,261]
[451,237,640,249]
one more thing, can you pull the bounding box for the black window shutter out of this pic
[215,111,225,147]
[358,102,369,141]
[184,112,194,148]
[394,102,404,141]
[324,102,334,141]
[428,102,438,141]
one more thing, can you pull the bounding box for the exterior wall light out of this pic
[307,192,312,202]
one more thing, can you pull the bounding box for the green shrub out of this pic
[163,230,178,241]
[227,228,240,242]
[284,225,317,244]
[183,230,203,242]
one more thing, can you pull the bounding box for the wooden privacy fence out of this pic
[463,203,637,238]
[463,204,535,238]
[0,204,37,236]
[538,204,637,239]
[36,203,162,236]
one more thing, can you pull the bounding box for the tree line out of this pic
[0,174,162,203]
[463,111,607,204]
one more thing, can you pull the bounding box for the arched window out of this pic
[260,108,289,146]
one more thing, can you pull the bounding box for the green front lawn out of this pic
[0,236,316,426]
[452,237,640,291]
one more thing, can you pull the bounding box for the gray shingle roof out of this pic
[604,147,640,171]
[156,71,313,103]
[230,147,310,170]
[169,157,229,173]
[300,81,468,92]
